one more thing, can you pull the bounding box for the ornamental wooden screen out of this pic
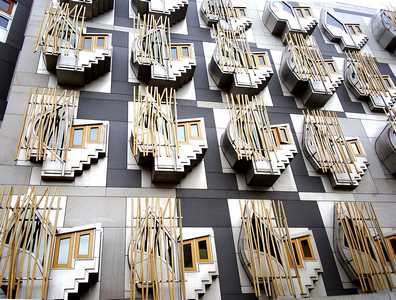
[285,33,335,92]
[129,197,185,300]
[226,93,278,162]
[135,14,172,67]
[303,110,359,183]
[213,25,257,72]
[202,0,242,22]
[132,86,179,158]
[345,51,392,103]
[35,2,85,55]
[335,202,395,292]
[239,199,303,298]
[0,186,60,299]
[16,88,78,165]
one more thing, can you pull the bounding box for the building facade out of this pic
[0,0,396,299]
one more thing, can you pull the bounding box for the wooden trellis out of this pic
[303,110,359,183]
[345,51,392,104]
[213,25,257,72]
[239,199,303,298]
[16,88,78,164]
[285,33,334,93]
[226,93,278,163]
[35,2,85,55]
[201,0,243,22]
[129,197,185,300]
[132,86,179,158]
[335,202,395,293]
[134,14,172,67]
[0,186,60,299]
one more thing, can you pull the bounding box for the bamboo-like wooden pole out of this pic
[129,198,185,300]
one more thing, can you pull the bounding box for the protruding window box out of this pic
[303,110,369,189]
[131,0,188,25]
[371,9,396,54]
[130,86,207,183]
[375,105,396,175]
[263,1,317,38]
[35,3,112,86]
[131,15,196,90]
[0,0,16,43]
[344,51,396,111]
[16,88,109,180]
[221,94,297,186]
[238,199,323,298]
[59,0,114,19]
[48,224,103,300]
[200,0,251,31]
[209,27,273,96]
[321,9,368,50]
[280,33,343,107]
[334,202,396,293]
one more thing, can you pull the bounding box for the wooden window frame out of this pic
[347,24,362,35]
[81,36,107,51]
[196,236,212,264]
[298,236,315,261]
[271,126,290,146]
[170,44,192,60]
[182,240,197,272]
[234,7,246,17]
[0,0,14,15]
[70,126,86,148]
[287,239,303,268]
[177,121,202,143]
[254,53,269,67]
[177,123,187,144]
[347,139,364,156]
[386,236,396,258]
[295,7,311,18]
[382,75,395,89]
[96,36,107,49]
[187,122,201,139]
[75,229,95,259]
[326,61,337,73]
[87,125,102,144]
[53,233,75,269]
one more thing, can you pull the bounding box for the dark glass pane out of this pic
[183,243,193,268]
[292,242,301,265]
[301,239,312,258]
[390,239,396,254]
[0,15,8,28]
[198,240,208,260]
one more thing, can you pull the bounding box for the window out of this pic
[348,140,363,156]
[0,0,13,15]
[177,125,186,142]
[295,7,311,18]
[170,44,192,60]
[75,230,94,259]
[177,121,202,143]
[326,61,337,73]
[171,47,178,60]
[299,236,315,260]
[89,126,100,143]
[255,54,269,67]
[386,236,396,258]
[0,15,8,28]
[234,7,246,17]
[347,24,362,34]
[54,233,74,268]
[382,76,394,89]
[183,241,196,271]
[96,37,105,48]
[83,37,92,50]
[71,127,84,147]
[53,229,95,269]
[272,127,290,146]
[287,240,303,268]
[183,236,213,272]
[70,124,104,148]
[196,237,211,263]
